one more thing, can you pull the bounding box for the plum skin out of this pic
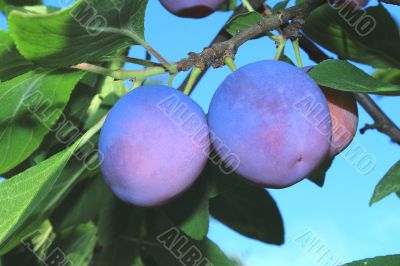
[303,66,359,157]
[208,60,332,188]
[159,0,226,18]
[320,87,358,156]
[98,85,210,207]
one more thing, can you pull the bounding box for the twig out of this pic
[71,63,166,80]
[355,94,400,144]
[175,0,325,72]
[178,0,285,92]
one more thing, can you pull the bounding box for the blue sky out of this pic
[1,1,399,265]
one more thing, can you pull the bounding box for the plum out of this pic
[159,0,226,18]
[208,60,332,188]
[98,85,210,207]
[303,66,358,157]
[0,177,5,183]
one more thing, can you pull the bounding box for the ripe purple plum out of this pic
[208,60,332,188]
[99,85,210,207]
[159,0,226,18]
[303,66,359,157]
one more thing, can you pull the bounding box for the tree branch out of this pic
[298,34,400,145]
[355,94,400,144]
[178,0,267,91]
[76,0,324,91]
[175,0,325,73]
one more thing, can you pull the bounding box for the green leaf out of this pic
[4,5,58,15]
[0,69,84,174]
[225,11,264,37]
[0,0,41,11]
[50,223,97,266]
[210,181,284,245]
[84,49,128,130]
[343,254,400,266]
[0,119,103,252]
[308,157,334,187]
[272,0,289,12]
[8,0,148,67]
[309,60,400,94]
[373,69,400,86]
[51,176,112,231]
[370,161,400,205]
[0,152,99,255]
[146,232,234,266]
[96,197,145,266]
[29,220,55,261]
[0,30,33,82]
[303,5,400,68]
[162,177,209,241]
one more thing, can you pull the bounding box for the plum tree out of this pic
[208,60,332,188]
[303,66,359,157]
[159,0,227,18]
[98,85,210,207]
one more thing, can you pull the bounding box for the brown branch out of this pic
[298,34,400,145]
[177,0,323,71]
[355,94,400,144]
[178,0,267,91]
[176,0,325,91]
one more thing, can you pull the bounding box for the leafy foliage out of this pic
[225,11,264,37]
[0,30,33,81]
[0,70,84,174]
[370,161,400,205]
[309,60,400,95]
[8,0,148,67]
[303,4,400,68]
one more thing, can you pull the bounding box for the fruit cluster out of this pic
[98,60,358,207]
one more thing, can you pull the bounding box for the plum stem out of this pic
[177,0,267,92]
[292,39,304,68]
[100,56,163,67]
[168,73,178,87]
[183,67,203,96]
[242,0,255,11]
[274,36,287,61]
[71,63,166,81]
[224,57,238,72]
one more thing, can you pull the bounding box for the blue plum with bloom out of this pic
[159,0,227,18]
[99,85,210,207]
[208,60,332,188]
